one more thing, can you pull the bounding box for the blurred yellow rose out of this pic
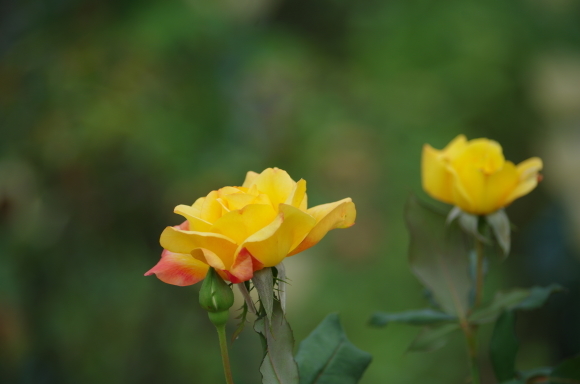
[422,135,543,215]
[145,168,356,286]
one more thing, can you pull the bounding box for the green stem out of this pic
[474,238,485,309]
[464,237,485,384]
[215,324,235,384]
[465,328,481,384]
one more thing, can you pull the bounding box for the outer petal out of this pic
[174,205,212,232]
[160,226,237,268]
[242,171,259,188]
[448,139,506,214]
[422,144,455,205]
[452,139,504,173]
[446,165,476,213]
[217,186,242,196]
[288,198,356,256]
[144,250,209,286]
[441,134,468,159]
[504,157,543,205]
[223,248,256,283]
[284,179,307,209]
[210,204,278,244]
[199,191,223,223]
[245,168,296,208]
[241,204,316,267]
[480,161,520,214]
[190,197,205,217]
[299,193,308,211]
[192,248,225,269]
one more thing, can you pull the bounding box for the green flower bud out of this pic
[199,268,234,326]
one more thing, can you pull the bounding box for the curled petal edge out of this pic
[144,250,209,286]
[289,198,356,256]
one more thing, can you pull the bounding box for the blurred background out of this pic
[1,0,580,383]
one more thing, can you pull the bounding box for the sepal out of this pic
[486,209,511,257]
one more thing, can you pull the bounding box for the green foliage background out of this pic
[1,0,580,383]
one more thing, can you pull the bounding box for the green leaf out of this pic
[513,284,564,311]
[549,355,580,384]
[469,290,529,323]
[469,288,530,324]
[253,267,274,322]
[254,300,299,384]
[405,196,472,318]
[490,311,519,382]
[407,323,460,352]
[295,314,372,384]
[470,285,563,324]
[486,209,511,257]
[369,309,456,327]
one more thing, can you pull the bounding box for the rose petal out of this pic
[160,226,237,269]
[422,144,455,205]
[224,248,255,283]
[284,178,307,209]
[221,193,259,211]
[145,250,209,286]
[448,139,505,213]
[199,190,223,223]
[191,248,225,270]
[442,134,468,159]
[211,204,278,244]
[505,157,543,205]
[481,161,520,214]
[242,171,259,188]
[289,198,356,256]
[242,204,316,266]
[245,168,296,208]
[174,205,212,232]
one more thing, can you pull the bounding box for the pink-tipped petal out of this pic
[145,251,209,286]
[224,248,254,283]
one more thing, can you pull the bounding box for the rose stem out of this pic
[215,324,235,384]
[464,237,485,384]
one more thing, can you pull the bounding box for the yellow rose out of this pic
[422,135,543,215]
[145,168,356,286]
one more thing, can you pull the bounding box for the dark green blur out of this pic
[1,0,580,383]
